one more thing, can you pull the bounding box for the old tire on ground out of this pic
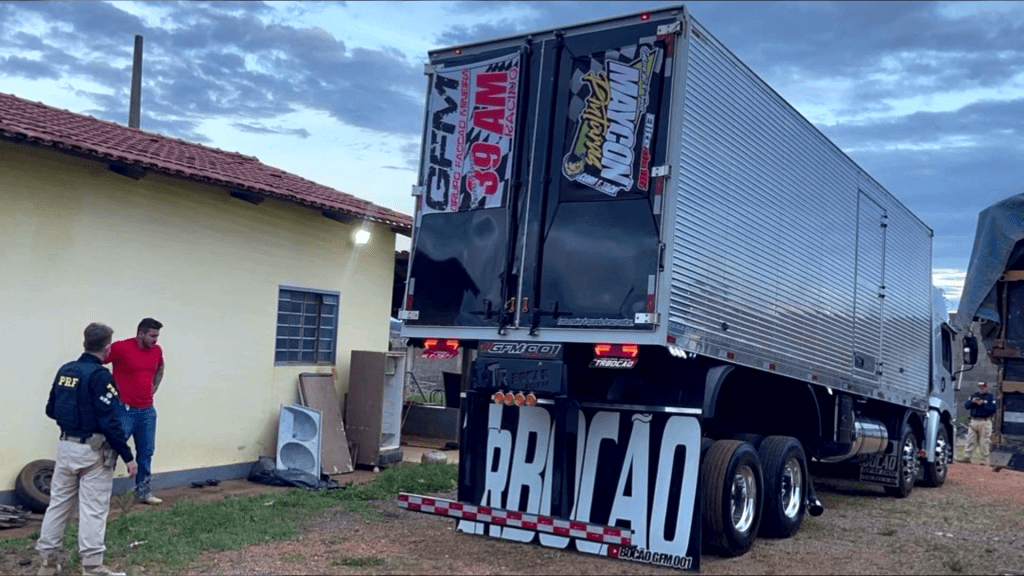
[16,459,54,513]
[757,436,807,538]
[884,425,919,498]
[701,440,763,557]
[920,425,951,487]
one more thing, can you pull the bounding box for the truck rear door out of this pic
[405,49,527,327]
[519,19,678,332]
[405,12,681,335]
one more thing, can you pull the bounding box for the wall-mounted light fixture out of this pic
[354,229,371,245]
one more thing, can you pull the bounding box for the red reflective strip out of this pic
[603,527,622,536]
[405,294,413,309]
[408,503,421,511]
[397,494,409,502]
[622,536,632,546]
[523,521,537,530]
[507,511,522,520]
[422,498,435,506]
[538,517,554,525]
[450,502,464,510]
[647,293,655,313]
[554,526,570,536]
[570,521,587,531]
[479,506,492,515]
[493,517,507,525]
[463,512,477,520]
[586,532,602,541]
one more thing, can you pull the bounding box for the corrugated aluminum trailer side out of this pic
[663,17,933,410]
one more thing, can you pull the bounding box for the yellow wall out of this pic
[0,141,396,489]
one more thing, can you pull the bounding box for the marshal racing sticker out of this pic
[561,42,664,198]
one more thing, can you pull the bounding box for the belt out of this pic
[60,433,92,443]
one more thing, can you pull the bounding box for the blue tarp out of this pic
[953,192,1024,347]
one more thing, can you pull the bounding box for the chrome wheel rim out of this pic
[934,434,950,478]
[730,464,758,533]
[899,435,918,486]
[780,456,803,519]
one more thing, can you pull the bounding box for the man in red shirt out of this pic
[105,318,164,505]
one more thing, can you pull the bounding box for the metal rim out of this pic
[33,470,52,495]
[780,455,803,519]
[934,433,950,478]
[898,433,919,487]
[730,464,758,533]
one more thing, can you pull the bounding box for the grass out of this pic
[331,555,386,568]
[0,535,32,553]
[36,461,457,574]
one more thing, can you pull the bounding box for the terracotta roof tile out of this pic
[0,92,412,232]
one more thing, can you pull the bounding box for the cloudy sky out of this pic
[2,1,1021,312]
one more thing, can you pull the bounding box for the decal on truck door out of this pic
[423,53,521,214]
[459,403,701,570]
[561,42,664,198]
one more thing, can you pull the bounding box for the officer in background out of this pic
[960,381,997,465]
[35,323,137,576]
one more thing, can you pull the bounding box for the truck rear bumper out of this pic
[398,492,632,546]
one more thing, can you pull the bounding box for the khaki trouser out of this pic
[35,440,114,566]
[963,417,993,462]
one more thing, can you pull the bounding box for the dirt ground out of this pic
[3,442,1023,575]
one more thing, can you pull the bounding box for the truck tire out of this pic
[732,433,765,450]
[701,440,763,557]
[883,425,919,498]
[15,459,54,513]
[757,436,807,538]
[920,425,950,487]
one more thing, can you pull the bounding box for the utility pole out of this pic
[128,34,143,129]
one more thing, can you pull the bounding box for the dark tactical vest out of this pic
[52,361,105,433]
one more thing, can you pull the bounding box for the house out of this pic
[0,92,412,504]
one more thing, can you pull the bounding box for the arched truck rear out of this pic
[396,4,955,570]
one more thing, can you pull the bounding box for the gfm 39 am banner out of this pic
[459,403,701,571]
[422,53,520,215]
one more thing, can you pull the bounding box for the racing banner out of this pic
[422,53,521,214]
[561,42,665,200]
[458,402,702,571]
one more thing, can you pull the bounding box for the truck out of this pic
[397,4,957,569]
[953,192,1024,473]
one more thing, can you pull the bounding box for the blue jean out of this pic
[118,404,157,498]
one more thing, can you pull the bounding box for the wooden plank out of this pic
[298,373,354,474]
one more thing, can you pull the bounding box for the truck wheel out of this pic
[701,440,763,557]
[732,433,765,450]
[757,436,807,538]
[883,426,919,498]
[15,459,54,513]
[920,425,950,487]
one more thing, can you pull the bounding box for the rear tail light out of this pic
[493,391,540,408]
[593,343,639,358]
[421,338,460,359]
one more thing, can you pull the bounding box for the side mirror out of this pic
[963,335,979,366]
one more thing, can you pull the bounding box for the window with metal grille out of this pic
[275,287,339,364]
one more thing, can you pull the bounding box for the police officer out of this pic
[960,381,997,465]
[36,323,137,576]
